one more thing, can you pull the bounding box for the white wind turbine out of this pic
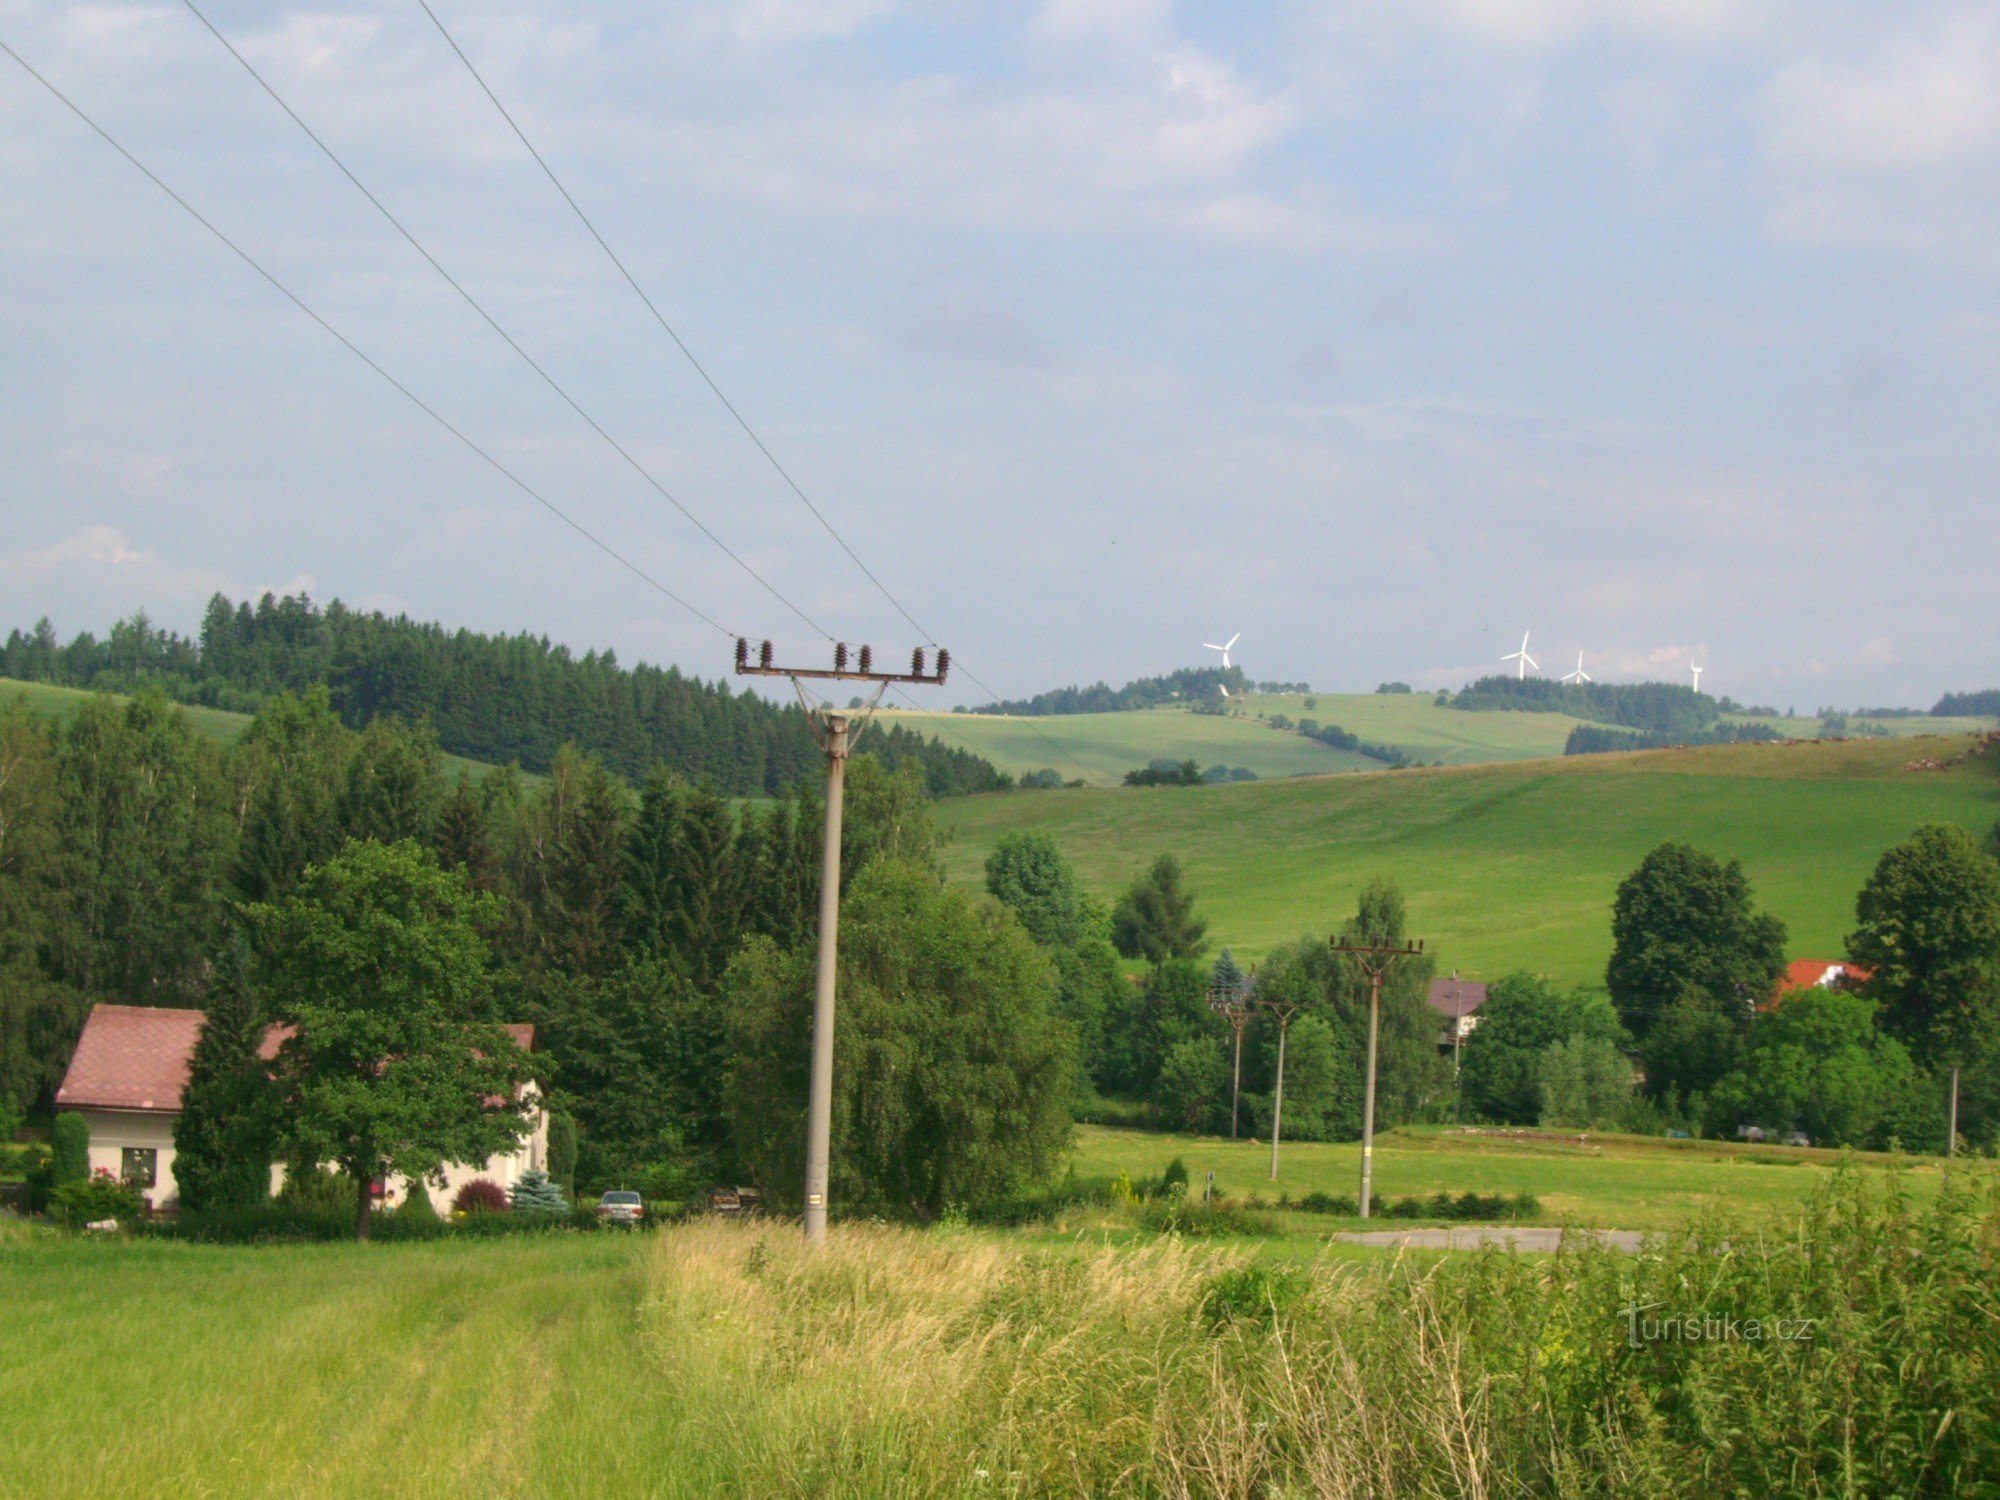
[1691,663,1704,693]
[1562,651,1592,685]
[1203,632,1241,669]
[1500,631,1538,680]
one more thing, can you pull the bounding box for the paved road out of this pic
[1331,1226,1646,1254]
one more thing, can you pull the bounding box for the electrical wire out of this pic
[178,0,829,646]
[0,36,734,641]
[409,0,1103,788]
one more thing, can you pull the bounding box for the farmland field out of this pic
[937,732,2000,980]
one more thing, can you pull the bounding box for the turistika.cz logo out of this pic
[1622,1303,1816,1349]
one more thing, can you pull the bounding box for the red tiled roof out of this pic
[1428,978,1487,1018]
[55,1005,206,1113]
[59,1007,537,1114]
[1762,959,1872,1011]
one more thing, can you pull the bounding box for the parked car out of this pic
[1784,1131,1811,1148]
[598,1189,643,1225]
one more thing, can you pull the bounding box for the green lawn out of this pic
[1068,1123,1973,1232]
[937,733,2000,981]
[0,677,517,785]
[1233,691,1593,763]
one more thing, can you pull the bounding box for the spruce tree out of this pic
[510,1168,568,1215]
[173,940,274,1212]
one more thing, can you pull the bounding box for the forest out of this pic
[0,594,1007,797]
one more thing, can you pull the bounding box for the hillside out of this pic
[935,733,2000,985]
[0,678,512,785]
[876,705,1381,785]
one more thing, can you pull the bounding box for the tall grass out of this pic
[641,1172,1998,1496]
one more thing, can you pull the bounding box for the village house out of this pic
[1761,959,1872,1012]
[1428,976,1487,1055]
[54,1003,547,1213]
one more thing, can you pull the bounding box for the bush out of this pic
[18,1142,54,1213]
[1200,1263,1307,1327]
[278,1166,357,1214]
[453,1177,509,1215]
[1133,1198,1280,1238]
[1161,1157,1190,1197]
[1295,1191,1359,1216]
[157,1201,350,1244]
[50,1112,89,1187]
[53,1170,143,1227]
[398,1183,441,1223]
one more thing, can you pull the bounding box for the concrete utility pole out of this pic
[1330,934,1424,1220]
[735,638,948,1243]
[1207,967,1251,1140]
[1252,975,1305,1181]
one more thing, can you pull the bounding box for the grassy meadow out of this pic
[7,1149,1996,1497]
[937,733,2000,980]
[877,704,1381,785]
[1070,1123,1975,1233]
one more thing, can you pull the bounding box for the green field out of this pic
[0,677,513,785]
[877,704,1380,785]
[938,733,2000,981]
[1069,1123,1970,1232]
[6,1116,1991,1496]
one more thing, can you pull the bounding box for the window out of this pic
[122,1148,157,1189]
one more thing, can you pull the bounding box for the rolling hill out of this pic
[935,732,2000,987]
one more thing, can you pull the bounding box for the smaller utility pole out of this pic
[1207,966,1250,1140]
[735,637,948,1243]
[1253,976,1305,1181]
[1330,934,1424,1219]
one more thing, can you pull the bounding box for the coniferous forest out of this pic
[0,593,1008,797]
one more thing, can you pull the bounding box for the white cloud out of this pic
[0,524,229,610]
[1756,17,2000,173]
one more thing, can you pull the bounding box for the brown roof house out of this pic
[1428,977,1487,1054]
[57,1004,547,1213]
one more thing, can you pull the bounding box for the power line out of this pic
[177,0,830,646]
[409,1,1101,787]
[0,36,734,641]
[413,0,925,647]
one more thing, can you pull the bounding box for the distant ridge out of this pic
[971,665,1247,716]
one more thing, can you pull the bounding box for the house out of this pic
[1762,959,1872,1012]
[55,1003,547,1213]
[1427,977,1487,1054]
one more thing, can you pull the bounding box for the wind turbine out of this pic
[1691,663,1704,694]
[1500,631,1538,680]
[1562,651,1592,685]
[1203,633,1241,669]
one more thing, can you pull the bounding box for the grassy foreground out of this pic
[5,1172,1997,1497]
[937,734,2000,979]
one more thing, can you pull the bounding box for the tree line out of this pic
[0,686,1074,1226]
[0,595,1008,797]
[1448,676,1721,736]
[969,665,1245,716]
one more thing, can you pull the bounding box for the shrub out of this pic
[1200,1263,1307,1327]
[510,1169,568,1215]
[1295,1191,1359,1216]
[547,1113,577,1196]
[19,1142,54,1213]
[278,1166,357,1215]
[453,1177,509,1214]
[50,1112,89,1188]
[398,1183,441,1223]
[53,1169,143,1227]
[1134,1198,1280,1238]
[155,1201,350,1244]
[1161,1156,1190,1198]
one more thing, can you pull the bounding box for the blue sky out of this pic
[2,0,1996,706]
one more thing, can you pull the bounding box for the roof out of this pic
[1428,978,1488,1018]
[1763,960,1872,1011]
[57,1006,537,1115]
[55,1005,206,1114]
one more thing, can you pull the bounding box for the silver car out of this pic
[598,1189,643,1225]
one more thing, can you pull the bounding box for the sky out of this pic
[2,0,1997,709]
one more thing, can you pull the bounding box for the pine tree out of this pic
[1210,948,1246,1001]
[510,1167,568,1215]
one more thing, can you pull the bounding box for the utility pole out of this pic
[1330,934,1424,1220]
[1207,965,1250,1140]
[735,637,948,1243]
[1253,976,1305,1181]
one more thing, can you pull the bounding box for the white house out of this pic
[55,1004,547,1213]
